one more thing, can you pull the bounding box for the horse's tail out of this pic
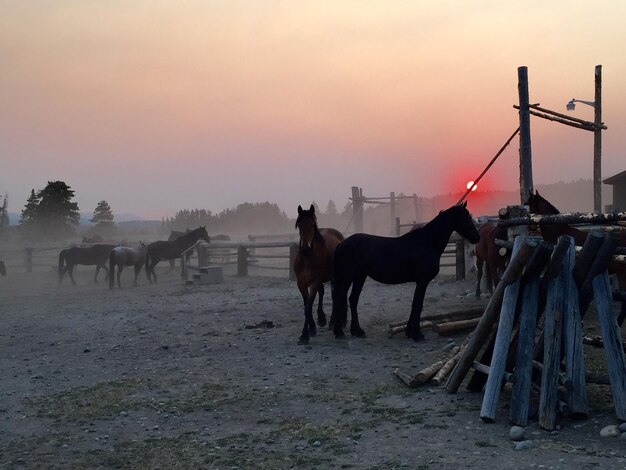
[109,250,115,289]
[58,250,66,284]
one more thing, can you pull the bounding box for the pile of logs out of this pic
[388,307,485,338]
[443,232,626,429]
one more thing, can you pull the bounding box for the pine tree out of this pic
[90,200,114,226]
[19,181,80,239]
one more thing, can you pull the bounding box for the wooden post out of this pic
[390,192,396,235]
[0,260,6,276]
[592,271,626,421]
[561,236,588,418]
[413,193,419,222]
[480,268,522,422]
[518,66,534,204]
[510,277,540,426]
[25,248,33,273]
[539,239,567,431]
[352,186,363,233]
[237,245,248,277]
[455,239,465,281]
[181,252,188,281]
[395,217,401,236]
[594,64,602,213]
[289,243,298,281]
[447,236,537,394]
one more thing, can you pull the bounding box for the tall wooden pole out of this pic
[518,66,534,204]
[352,186,363,233]
[594,65,602,213]
[389,192,396,235]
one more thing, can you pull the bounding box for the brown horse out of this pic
[474,222,509,297]
[109,242,148,289]
[145,226,211,283]
[294,204,344,345]
[59,244,116,285]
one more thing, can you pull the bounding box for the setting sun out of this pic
[467,181,478,191]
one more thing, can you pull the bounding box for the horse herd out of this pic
[57,194,625,346]
[58,226,210,289]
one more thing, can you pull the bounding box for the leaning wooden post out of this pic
[480,257,522,422]
[539,237,568,431]
[352,186,363,233]
[518,65,534,204]
[237,245,248,277]
[593,64,602,214]
[510,276,540,426]
[592,270,626,421]
[447,236,537,394]
[289,243,298,281]
[561,236,588,418]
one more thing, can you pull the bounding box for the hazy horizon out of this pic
[3,3,626,220]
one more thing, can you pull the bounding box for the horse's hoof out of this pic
[334,330,346,339]
[411,332,425,342]
[297,337,309,345]
[351,328,366,338]
[309,328,317,337]
[317,317,327,328]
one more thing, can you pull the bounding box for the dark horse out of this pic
[331,202,480,341]
[109,243,148,289]
[293,205,344,345]
[167,229,190,270]
[474,222,509,298]
[145,226,211,283]
[59,244,116,285]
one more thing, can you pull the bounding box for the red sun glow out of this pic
[466,181,477,191]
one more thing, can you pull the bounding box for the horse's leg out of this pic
[133,263,141,286]
[102,264,109,283]
[332,278,350,339]
[297,278,313,345]
[316,283,326,327]
[169,258,175,272]
[348,273,367,338]
[117,266,123,288]
[487,259,497,294]
[94,265,100,283]
[68,264,77,286]
[148,259,159,283]
[406,280,428,341]
[475,256,483,298]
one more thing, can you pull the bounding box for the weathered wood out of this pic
[472,361,514,384]
[500,212,626,228]
[388,307,486,331]
[593,65,603,214]
[434,318,480,336]
[237,245,248,277]
[447,236,537,393]
[572,231,605,290]
[518,66,534,204]
[510,277,540,426]
[387,321,434,337]
[528,103,607,130]
[465,326,497,392]
[394,361,446,388]
[578,234,618,316]
[583,335,626,354]
[480,272,522,422]
[561,236,588,418]
[431,347,461,386]
[538,242,567,431]
[592,271,626,421]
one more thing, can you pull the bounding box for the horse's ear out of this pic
[309,204,315,214]
[535,190,540,196]
[462,201,467,208]
[298,205,303,215]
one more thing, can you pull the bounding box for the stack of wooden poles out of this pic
[441,232,626,429]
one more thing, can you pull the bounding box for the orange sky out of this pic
[2,2,626,218]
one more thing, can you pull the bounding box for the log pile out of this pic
[439,232,626,429]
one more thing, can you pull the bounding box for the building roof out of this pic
[603,170,626,185]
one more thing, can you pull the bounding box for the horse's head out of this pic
[295,204,319,255]
[196,226,211,243]
[451,201,480,244]
[524,190,559,215]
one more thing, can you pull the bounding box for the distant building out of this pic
[603,170,626,212]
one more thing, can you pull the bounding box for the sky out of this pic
[2,1,626,219]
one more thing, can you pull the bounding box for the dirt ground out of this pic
[1,263,625,469]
